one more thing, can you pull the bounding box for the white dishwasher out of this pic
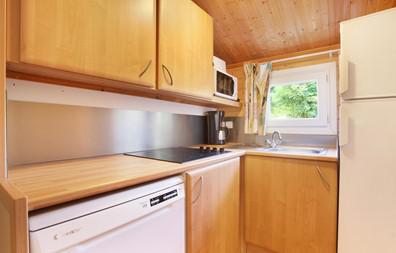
[29,176,185,253]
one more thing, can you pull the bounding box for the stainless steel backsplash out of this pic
[7,101,205,166]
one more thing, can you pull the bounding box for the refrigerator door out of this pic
[339,8,396,100]
[338,98,396,253]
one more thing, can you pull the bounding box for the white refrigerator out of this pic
[338,8,396,253]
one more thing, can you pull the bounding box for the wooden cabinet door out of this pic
[244,156,338,253]
[19,0,156,87]
[158,0,214,98]
[186,158,240,253]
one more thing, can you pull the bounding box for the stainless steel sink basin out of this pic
[256,147,328,155]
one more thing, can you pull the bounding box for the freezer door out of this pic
[338,99,396,253]
[339,8,396,99]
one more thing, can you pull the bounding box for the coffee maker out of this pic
[206,111,228,145]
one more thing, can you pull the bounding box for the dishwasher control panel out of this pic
[150,189,179,207]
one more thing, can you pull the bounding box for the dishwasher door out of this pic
[29,178,185,253]
[70,200,184,253]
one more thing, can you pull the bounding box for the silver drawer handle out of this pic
[138,60,152,78]
[192,176,203,204]
[316,166,331,191]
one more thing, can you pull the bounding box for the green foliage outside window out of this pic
[269,81,318,119]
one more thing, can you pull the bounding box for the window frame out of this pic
[265,62,337,135]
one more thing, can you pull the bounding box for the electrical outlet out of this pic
[225,121,234,129]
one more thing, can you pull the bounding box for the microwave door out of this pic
[215,70,237,100]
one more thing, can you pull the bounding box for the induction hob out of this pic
[124,147,229,163]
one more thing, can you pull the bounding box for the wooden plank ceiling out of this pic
[193,0,396,64]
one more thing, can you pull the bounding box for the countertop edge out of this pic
[243,150,338,162]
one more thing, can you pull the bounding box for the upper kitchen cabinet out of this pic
[7,0,156,87]
[158,0,214,99]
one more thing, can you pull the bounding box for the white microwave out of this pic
[214,68,238,101]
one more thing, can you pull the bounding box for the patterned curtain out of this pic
[244,62,272,135]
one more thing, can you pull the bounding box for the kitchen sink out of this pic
[227,144,328,155]
[256,147,328,155]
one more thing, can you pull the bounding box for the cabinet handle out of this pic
[339,55,349,95]
[192,176,203,204]
[161,64,173,86]
[339,105,349,147]
[315,166,331,191]
[138,60,152,78]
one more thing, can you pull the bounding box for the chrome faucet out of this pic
[266,131,283,148]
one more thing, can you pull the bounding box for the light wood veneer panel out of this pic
[0,0,5,179]
[244,155,338,253]
[18,0,156,87]
[186,158,240,253]
[0,180,28,253]
[158,0,214,99]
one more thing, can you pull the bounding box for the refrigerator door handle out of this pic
[339,55,349,95]
[339,106,349,146]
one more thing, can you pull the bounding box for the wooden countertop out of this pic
[8,151,244,211]
[7,145,336,212]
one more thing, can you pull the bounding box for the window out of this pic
[269,80,318,119]
[265,62,337,135]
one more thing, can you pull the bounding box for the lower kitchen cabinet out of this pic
[185,158,241,253]
[244,156,338,253]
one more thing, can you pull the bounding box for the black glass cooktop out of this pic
[124,147,229,163]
